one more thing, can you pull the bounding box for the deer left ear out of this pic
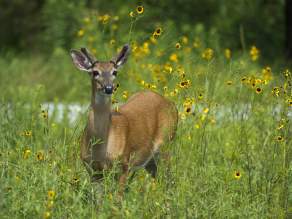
[112,44,130,68]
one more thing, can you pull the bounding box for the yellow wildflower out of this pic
[193,38,201,48]
[47,200,54,209]
[169,53,178,62]
[47,190,56,200]
[276,135,284,142]
[224,48,231,60]
[110,39,116,45]
[41,110,48,119]
[77,29,84,37]
[25,130,32,137]
[129,11,135,18]
[255,87,262,94]
[122,91,128,99]
[262,66,272,81]
[83,17,90,23]
[43,211,51,219]
[182,36,188,44]
[23,149,31,159]
[36,151,44,161]
[203,108,209,114]
[136,5,144,14]
[272,87,280,97]
[234,171,241,180]
[250,45,259,61]
[154,27,162,36]
[175,42,181,49]
[226,80,233,85]
[202,48,214,60]
[198,93,203,100]
[178,80,191,89]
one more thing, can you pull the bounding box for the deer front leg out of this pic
[118,157,130,196]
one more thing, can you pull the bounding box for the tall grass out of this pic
[0,7,291,218]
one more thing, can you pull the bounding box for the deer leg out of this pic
[118,158,130,196]
[145,152,160,177]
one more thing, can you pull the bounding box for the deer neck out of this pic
[90,82,112,147]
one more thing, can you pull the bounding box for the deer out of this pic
[70,44,178,190]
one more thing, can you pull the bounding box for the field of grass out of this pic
[1,9,292,218]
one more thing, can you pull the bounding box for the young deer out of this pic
[70,44,178,188]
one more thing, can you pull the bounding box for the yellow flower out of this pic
[100,14,110,24]
[154,27,162,36]
[36,151,45,161]
[182,36,188,44]
[287,99,292,107]
[77,29,84,37]
[164,64,173,73]
[226,80,233,85]
[202,48,214,60]
[122,91,128,99]
[224,48,231,60]
[184,106,192,114]
[272,87,280,97]
[241,76,248,83]
[43,211,51,219]
[193,38,201,48]
[262,66,272,81]
[198,93,203,100]
[210,118,216,124]
[180,113,186,120]
[276,135,284,142]
[47,190,56,200]
[203,108,209,114]
[175,42,181,49]
[110,39,116,45]
[47,200,54,209]
[83,17,90,23]
[23,149,31,159]
[169,53,178,62]
[72,176,80,184]
[129,11,135,18]
[234,171,241,180]
[25,130,32,137]
[283,69,291,78]
[111,24,118,31]
[250,45,259,61]
[41,110,48,119]
[255,87,262,94]
[178,80,191,89]
[277,124,284,130]
[136,5,144,14]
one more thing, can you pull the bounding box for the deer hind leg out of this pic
[145,152,160,177]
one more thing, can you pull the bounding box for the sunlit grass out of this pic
[0,5,291,218]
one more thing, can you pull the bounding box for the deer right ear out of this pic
[70,49,93,71]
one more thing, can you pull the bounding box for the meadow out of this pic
[0,6,291,218]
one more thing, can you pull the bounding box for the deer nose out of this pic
[104,85,113,94]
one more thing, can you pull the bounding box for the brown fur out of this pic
[81,78,177,184]
[70,46,178,189]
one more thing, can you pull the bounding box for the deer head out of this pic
[70,44,130,95]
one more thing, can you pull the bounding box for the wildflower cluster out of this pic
[44,190,56,218]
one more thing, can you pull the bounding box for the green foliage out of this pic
[0,0,286,59]
[41,0,85,52]
[0,2,291,218]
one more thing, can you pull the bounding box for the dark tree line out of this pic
[0,0,291,61]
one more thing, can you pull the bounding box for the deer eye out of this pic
[112,70,118,76]
[92,71,100,77]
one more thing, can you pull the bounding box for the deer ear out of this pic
[112,44,130,68]
[70,49,93,71]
